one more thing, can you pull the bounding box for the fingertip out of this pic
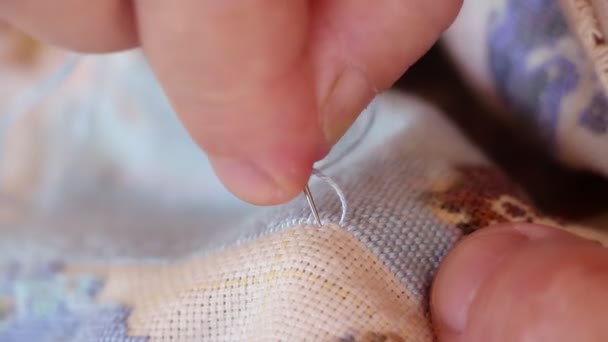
[431,225,530,338]
[209,154,313,206]
[431,223,608,341]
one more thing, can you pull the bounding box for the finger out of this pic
[310,0,463,145]
[431,223,608,342]
[134,0,320,205]
[134,0,463,205]
[0,0,137,52]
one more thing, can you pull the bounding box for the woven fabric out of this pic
[2,1,608,341]
[1,89,602,341]
[561,0,608,95]
[443,0,608,177]
[69,224,430,341]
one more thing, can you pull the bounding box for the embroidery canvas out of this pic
[2,1,608,340]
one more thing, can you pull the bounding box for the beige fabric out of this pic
[69,224,432,341]
[561,0,608,95]
[6,8,608,339]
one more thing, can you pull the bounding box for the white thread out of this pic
[2,53,354,229]
[307,73,377,226]
[311,168,347,225]
[317,102,377,172]
[316,62,379,172]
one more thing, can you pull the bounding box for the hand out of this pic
[432,223,608,341]
[0,0,461,204]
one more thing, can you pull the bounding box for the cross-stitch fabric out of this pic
[2,1,608,341]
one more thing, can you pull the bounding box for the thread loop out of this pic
[311,169,347,225]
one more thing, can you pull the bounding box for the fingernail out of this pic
[320,67,375,146]
[433,224,576,334]
[210,155,306,205]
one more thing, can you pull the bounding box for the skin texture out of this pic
[4,4,608,341]
[0,0,462,205]
[431,224,608,342]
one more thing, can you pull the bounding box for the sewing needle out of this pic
[303,185,322,226]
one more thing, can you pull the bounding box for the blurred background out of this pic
[0,25,380,259]
[0,25,267,259]
[2,22,608,260]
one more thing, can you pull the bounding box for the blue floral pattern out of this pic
[488,0,608,144]
[0,261,147,342]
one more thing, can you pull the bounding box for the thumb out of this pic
[431,223,608,342]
